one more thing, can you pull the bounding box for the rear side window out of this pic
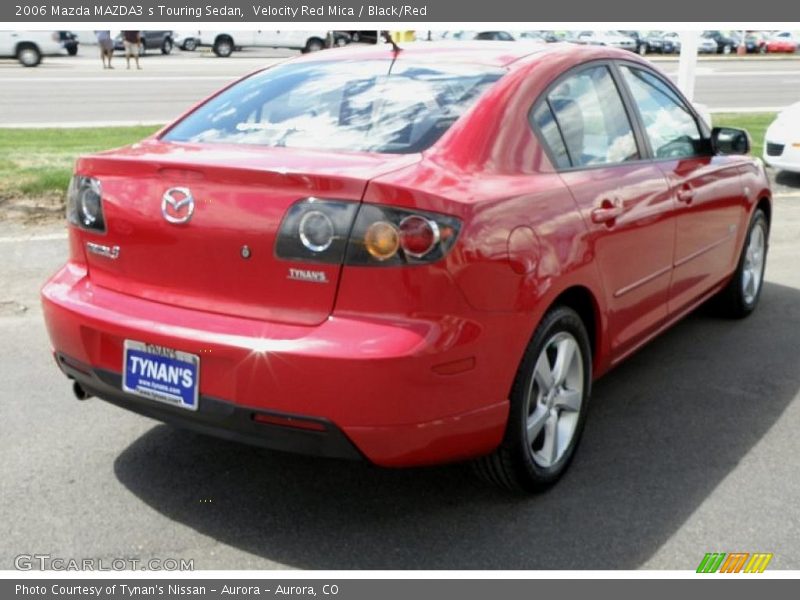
[532,65,640,168]
[619,66,704,159]
[530,102,570,169]
[162,60,503,155]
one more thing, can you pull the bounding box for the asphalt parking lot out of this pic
[1,168,800,570]
[1,49,799,126]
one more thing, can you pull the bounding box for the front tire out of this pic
[638,43,648,55]
[161,38,173,55]
[474,306,592,492]
[713,208,769,318]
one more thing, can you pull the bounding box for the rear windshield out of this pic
[162,59,504,154]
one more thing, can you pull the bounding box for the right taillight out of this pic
[346,203,460,265]
[275,198,461,266]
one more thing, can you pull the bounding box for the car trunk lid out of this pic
[76,140,419,325]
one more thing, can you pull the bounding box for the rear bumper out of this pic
[42,263,510,467]
[59,354,364,461]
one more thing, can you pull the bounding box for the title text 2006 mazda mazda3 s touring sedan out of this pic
[42,42,771,491]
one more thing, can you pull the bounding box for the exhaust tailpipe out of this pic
[72,381,92,401]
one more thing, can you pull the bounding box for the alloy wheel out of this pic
[525,331,584,468]
[19,48,38,66]
[742,221,766,305]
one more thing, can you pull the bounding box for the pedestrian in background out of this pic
[122,30,142,70]
[94,30,114,69]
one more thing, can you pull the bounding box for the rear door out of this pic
[534,63,676,359]
[616,64,747,315]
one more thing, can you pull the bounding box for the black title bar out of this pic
[2,0,797,22]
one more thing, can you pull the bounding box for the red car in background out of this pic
[765,31,798,53]
[42,42,771,491]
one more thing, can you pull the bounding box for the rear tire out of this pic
[213,37,234,57]
[161,38,173,55]
[304,37,325,53]
[16,43,41,67]
[712,209,769,318]
[473,306,592,492]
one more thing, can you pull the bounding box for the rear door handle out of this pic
[677,186,694,203]
[591,199,624,224]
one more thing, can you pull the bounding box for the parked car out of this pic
[42,43,771,492]
[114,31,174,55]
[344,31,379,44]
[517,31,547,42]
[662,31,682,53]
[703,30,739,54]
[58,31,79,56]
[198,31,344,56]
[173,31,199,51]
[764,31,798,54]
[448,31,515,41]
[474,31,515,41]
[577,31,636,51]
[621,31,677,55]
[698,36,719,54]
[743,31,768,53]
[764,102,800,173]
[0,30,64,66]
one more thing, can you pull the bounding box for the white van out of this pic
[0,31,65,66]
[197,31,338,57]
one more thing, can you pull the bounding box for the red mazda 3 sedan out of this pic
[42,42,771,491]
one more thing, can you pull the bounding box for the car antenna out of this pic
[381,30,403,54]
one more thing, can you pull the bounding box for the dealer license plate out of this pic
[122,340,199,411]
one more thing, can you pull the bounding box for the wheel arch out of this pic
[756,196,772,228]
[15,41,40,55]
[549,285,602,369]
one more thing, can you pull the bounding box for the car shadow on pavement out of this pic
[114,281,800,569]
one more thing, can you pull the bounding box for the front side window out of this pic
[619,66,704,159]
[539,65,640,168]
[162,60,503,155]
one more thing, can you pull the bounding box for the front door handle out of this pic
[677,186,694,203]
[591,199,624,224]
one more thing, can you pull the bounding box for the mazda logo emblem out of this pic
[161,187,195,224]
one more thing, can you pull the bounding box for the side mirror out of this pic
[712,127,750,155]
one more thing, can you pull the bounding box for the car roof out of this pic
[290,40,633,69]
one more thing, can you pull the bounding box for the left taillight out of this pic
[66,175,106,233]
[275,198,461,266]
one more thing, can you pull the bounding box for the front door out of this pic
[616,65,747,315]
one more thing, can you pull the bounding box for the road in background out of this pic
[0,49,295,127]
[0,50,799,126]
